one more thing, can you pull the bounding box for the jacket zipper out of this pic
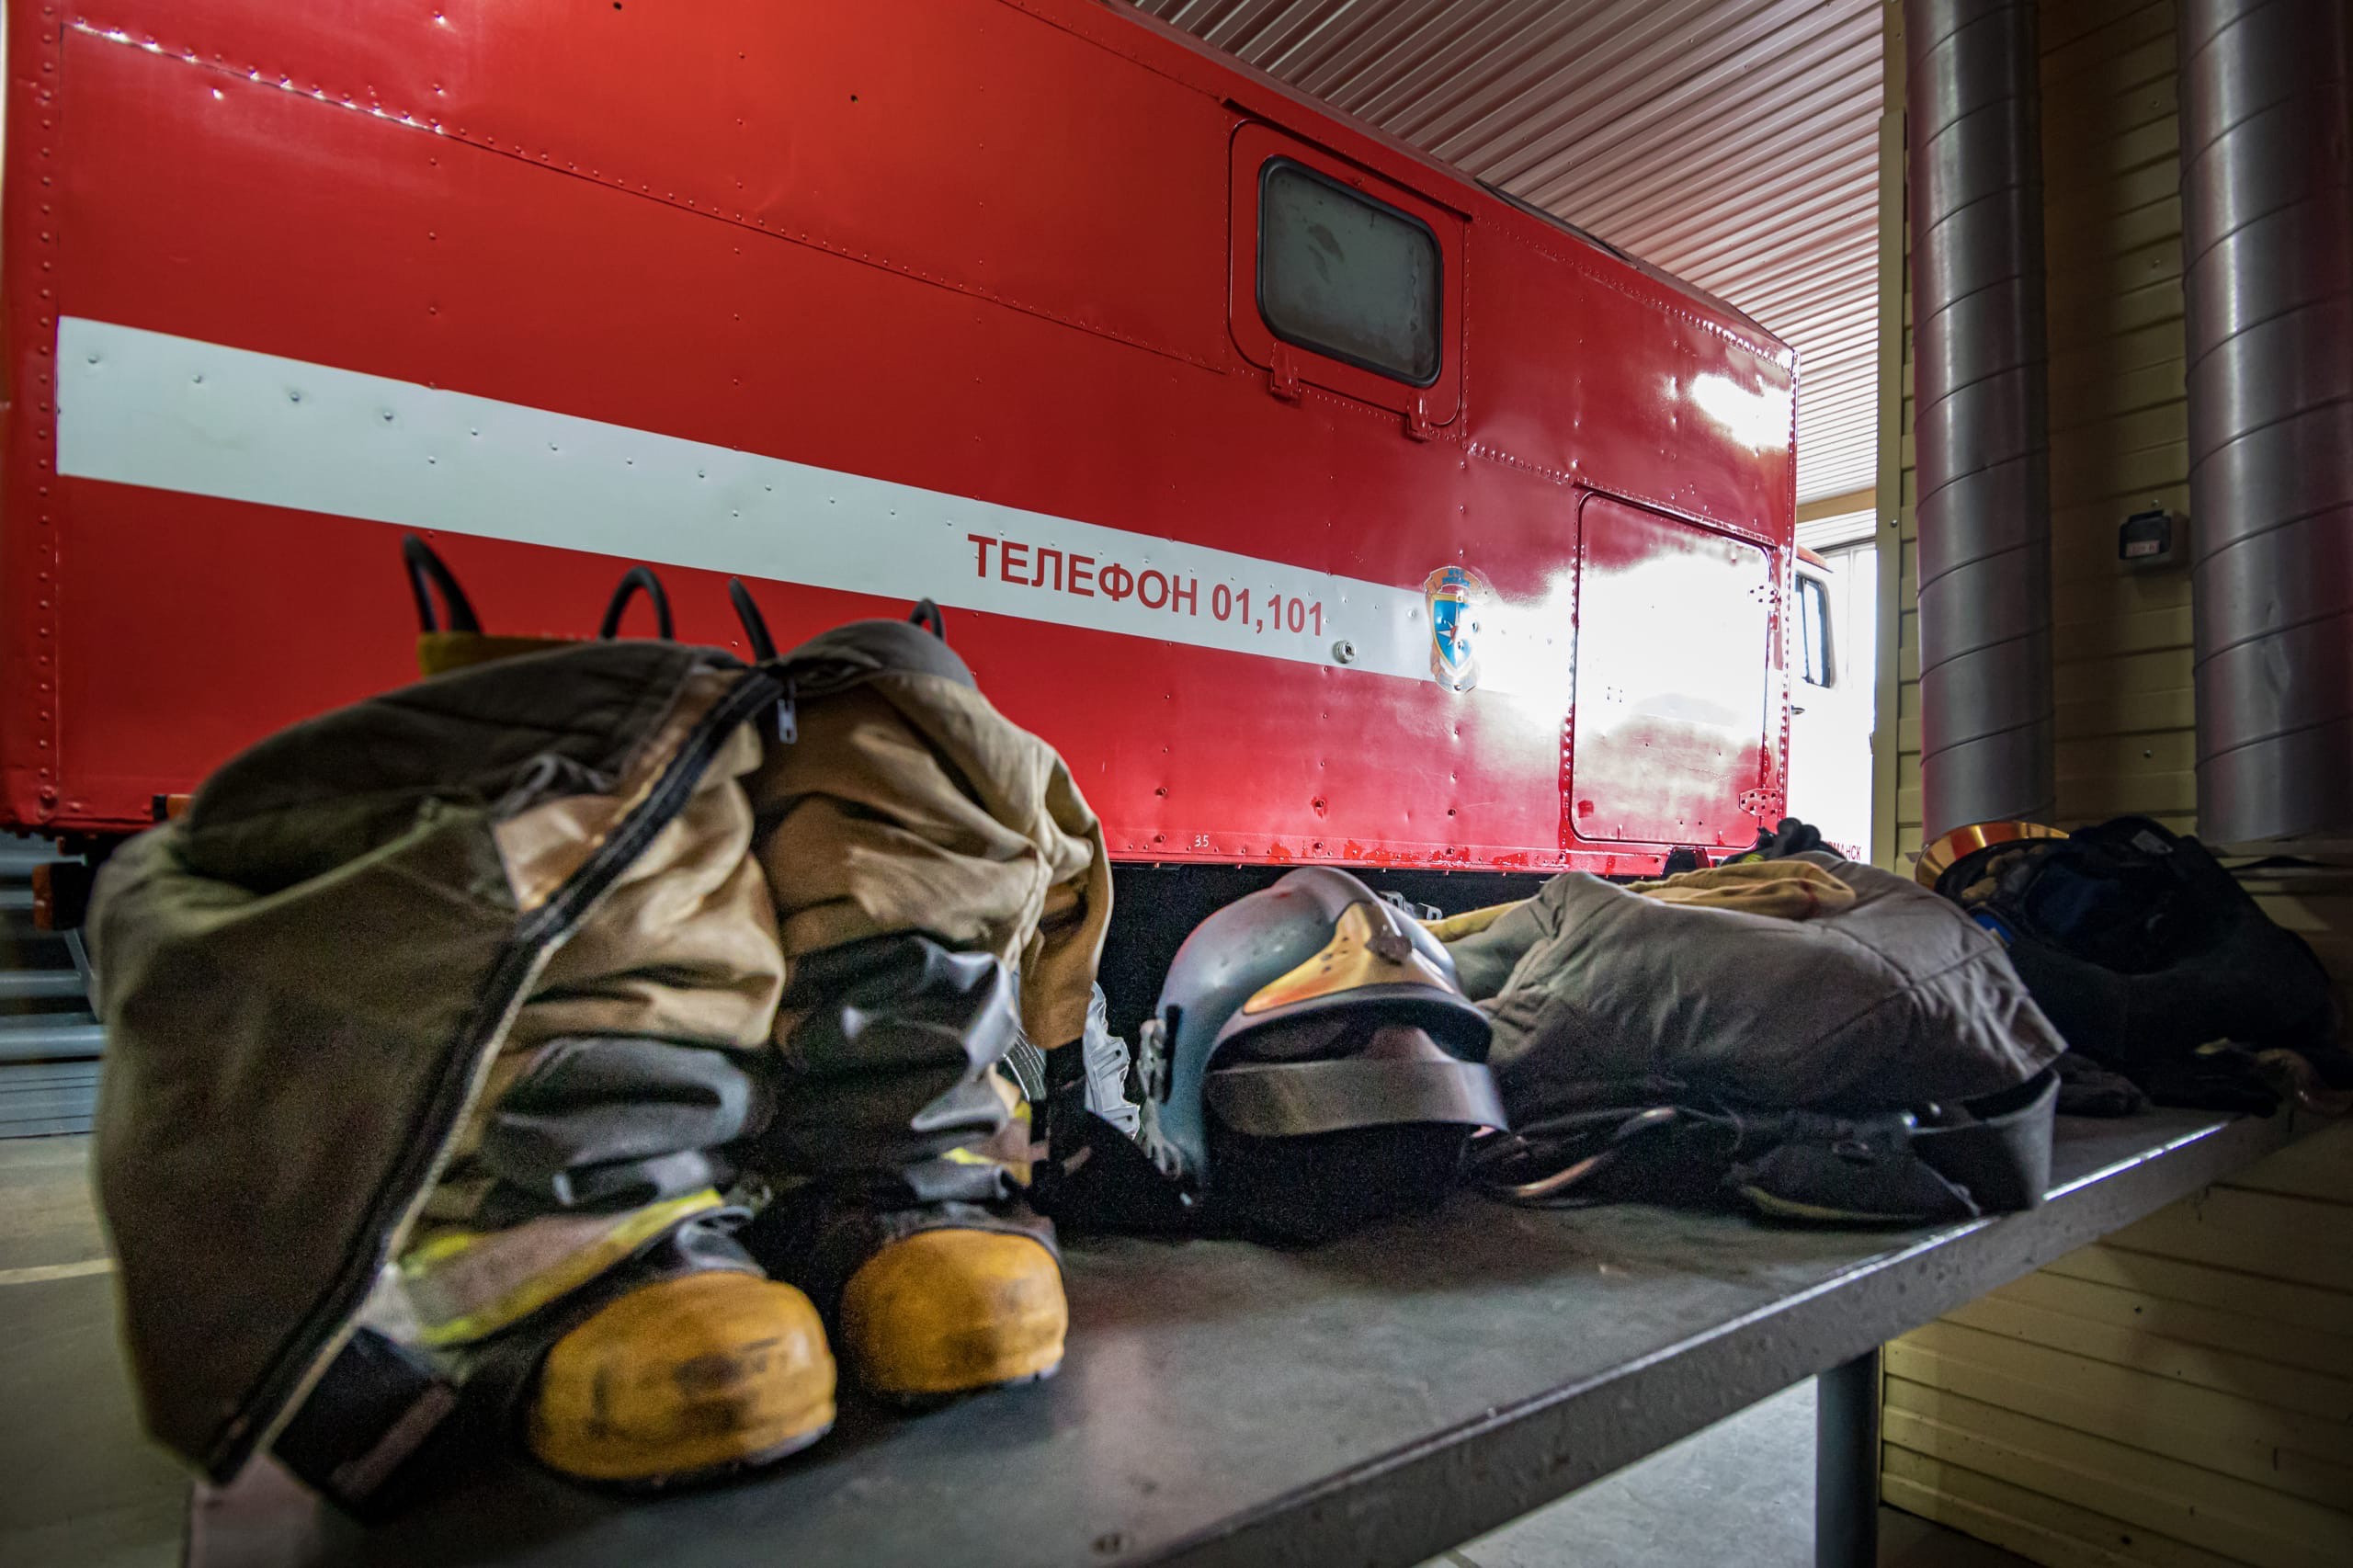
[210,665,785,1481]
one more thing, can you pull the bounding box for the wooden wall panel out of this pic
[1875,12,2353,1557]
[1879,0,2195,864]
[1885,1122,2353,1563]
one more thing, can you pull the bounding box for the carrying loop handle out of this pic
[909,597,948,643]
[402,537,483,635]
[597,566,675,642]
[1467,1106,1682,1203]
[728,578,779,662]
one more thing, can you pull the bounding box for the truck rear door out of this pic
[1566,494,1778,852]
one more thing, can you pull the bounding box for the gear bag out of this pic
[1449,854,2063,1223]
[1933,815,2338,1074]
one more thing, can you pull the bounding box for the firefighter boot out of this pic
[836,1227,1068,1402]
[529,1271,837,1484]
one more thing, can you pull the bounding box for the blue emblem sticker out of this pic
[1423,564,1491,692]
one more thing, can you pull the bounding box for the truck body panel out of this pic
[3,0,1796,873]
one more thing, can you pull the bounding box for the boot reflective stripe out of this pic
[401,1189,725,1347]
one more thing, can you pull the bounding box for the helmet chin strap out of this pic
[1358,1022,1459,1062]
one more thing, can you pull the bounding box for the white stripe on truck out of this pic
[57,316,1473,684]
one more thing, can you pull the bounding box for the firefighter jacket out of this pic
[1449,853,2064,1118]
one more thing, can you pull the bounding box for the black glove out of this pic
[2052,1051,2147,1118]
[1735,817,1826,861]
[2135,1050,2282,1117]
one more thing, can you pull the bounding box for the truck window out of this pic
[1257,159,1441,386]
[1797,573,1834,687]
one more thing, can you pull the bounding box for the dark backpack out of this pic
[1939,816,2336,1073]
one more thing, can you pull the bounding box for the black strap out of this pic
[1465,1106,1682,1200]
[598,566,675,641]
[1204,1057,1507,1140]
[401,537,482,634]
[742,1191,1059,1322]
[1469,1067,2059,1221]
[1030,1104,1199,1233]
[269,1328,463,1520]
[1905,1066,2057,1212]
[909,597,948,642]
[728,578,779,662]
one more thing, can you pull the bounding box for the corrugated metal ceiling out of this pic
[1132,0,1883,506]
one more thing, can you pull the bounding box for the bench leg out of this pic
[1814,1348,1881,1568]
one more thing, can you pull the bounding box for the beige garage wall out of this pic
[1871,2,2353,1562]
[1877,0,2202,867]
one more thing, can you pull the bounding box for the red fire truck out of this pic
[1,0,1795,897]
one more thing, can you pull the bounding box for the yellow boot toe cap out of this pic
[529,1271,835,1485]
[840,1230,1067,1401]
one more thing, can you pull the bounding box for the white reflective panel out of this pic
[1570,497,1773,847]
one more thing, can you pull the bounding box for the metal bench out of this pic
[190,1108,2298,1568]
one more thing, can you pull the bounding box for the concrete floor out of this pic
[0,1136,186,1568]
[1438,1385,2025,1568]
[1,1134,2028,1568]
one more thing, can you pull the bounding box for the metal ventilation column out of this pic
[2180,0,2353,848]
[1905,0,2055,840]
